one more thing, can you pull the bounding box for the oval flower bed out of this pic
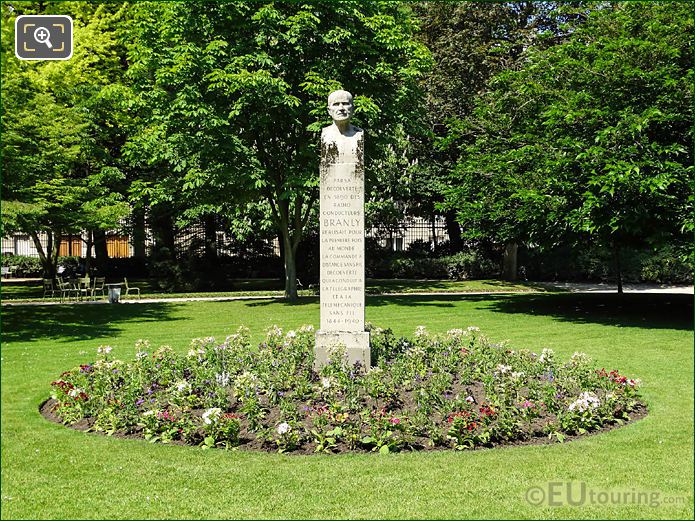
[44,325,646,454]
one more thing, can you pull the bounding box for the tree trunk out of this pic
[282,231,298,301]
[50,232,61,277]
[93,229,109,273]
[132,207,146,259]
[444,210,463,253]
[85,230,93,275]
[502,242,518,281]
[151,210,176,258]
[277,232,285,265]
[614,243,623,294]
[269,189,317,302]
[30,231,54,278]
[203,214,218,266]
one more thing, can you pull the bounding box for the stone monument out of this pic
[314,90,370,367]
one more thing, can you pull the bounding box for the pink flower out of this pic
[389,417,401,425]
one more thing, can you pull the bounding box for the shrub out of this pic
[1,255,43,277]
[519,243,693,284]
[639,246,693,284]
[442,251,499,280]
[45,325,645,454]
[388,257,448,279]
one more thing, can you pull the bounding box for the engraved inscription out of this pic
[319,130,365,332]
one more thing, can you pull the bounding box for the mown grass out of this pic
[0,278,555,302]
[1,293,693,519]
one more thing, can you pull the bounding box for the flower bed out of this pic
[43,325,646,454]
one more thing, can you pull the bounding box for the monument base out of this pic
[314,330,370,370]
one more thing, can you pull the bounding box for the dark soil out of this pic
[40,398,648,455]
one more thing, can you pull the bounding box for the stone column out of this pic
[315,90,370,368]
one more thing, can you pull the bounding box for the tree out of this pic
[409,2,593,272]
[443,2,693,290]
[1,2,130,277]
[124,1,430,300]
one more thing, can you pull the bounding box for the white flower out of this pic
[467,326,480,332]
[299,324,314,333]
[447,328,465,337]
[286,330,297,339]
[175,381,190,393]
[414,326,428,337]
[568,392,601,412]
[267,325,283,338]
[142,410,156,417]
[135,339,150,350]
[216,372,231,387]
[187,347,205,359]
[68,388,82,398]
[628,379,640,388]
[465,396,475,403]
[511,371,525,380]
[406,345,426,358]
[496,364,512,374]
[135,351,148,360]
[233,371,258,396]
[570,352,591,365]
[321,377,332,389]
[97,345,112,355]
[277,422,291,435]
[539,348,554,364]
[202,407,222,425]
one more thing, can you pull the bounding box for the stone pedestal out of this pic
[314,331,370,367]
[315,117,370,368]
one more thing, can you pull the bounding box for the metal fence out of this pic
[2,216,450,259]
[367,216,448,252]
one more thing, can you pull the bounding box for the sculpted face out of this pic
[327,90,354,123]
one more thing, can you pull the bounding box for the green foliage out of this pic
[123,1,431,298]
[444,3,693,256]
[406,2,587,245]
[442,251,499,280]
[1,3,131,276]
[520,243,694,284]
[366,248,499,280]
[0,255,43,276]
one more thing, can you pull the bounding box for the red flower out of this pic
[479,405,495,417]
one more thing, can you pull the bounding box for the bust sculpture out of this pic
[320,90,364,169]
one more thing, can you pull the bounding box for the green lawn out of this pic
[0,278,555,302]
[1,293,692,519]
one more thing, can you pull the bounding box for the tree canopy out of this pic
[1,1,691,289]
[1,2,130,276]
[442,2,693,288]
[123,1,431,298]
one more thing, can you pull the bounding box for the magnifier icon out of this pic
[33,26,52,49]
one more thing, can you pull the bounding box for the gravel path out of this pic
[2,282,691,307]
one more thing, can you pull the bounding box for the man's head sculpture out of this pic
[327,90,354,125]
